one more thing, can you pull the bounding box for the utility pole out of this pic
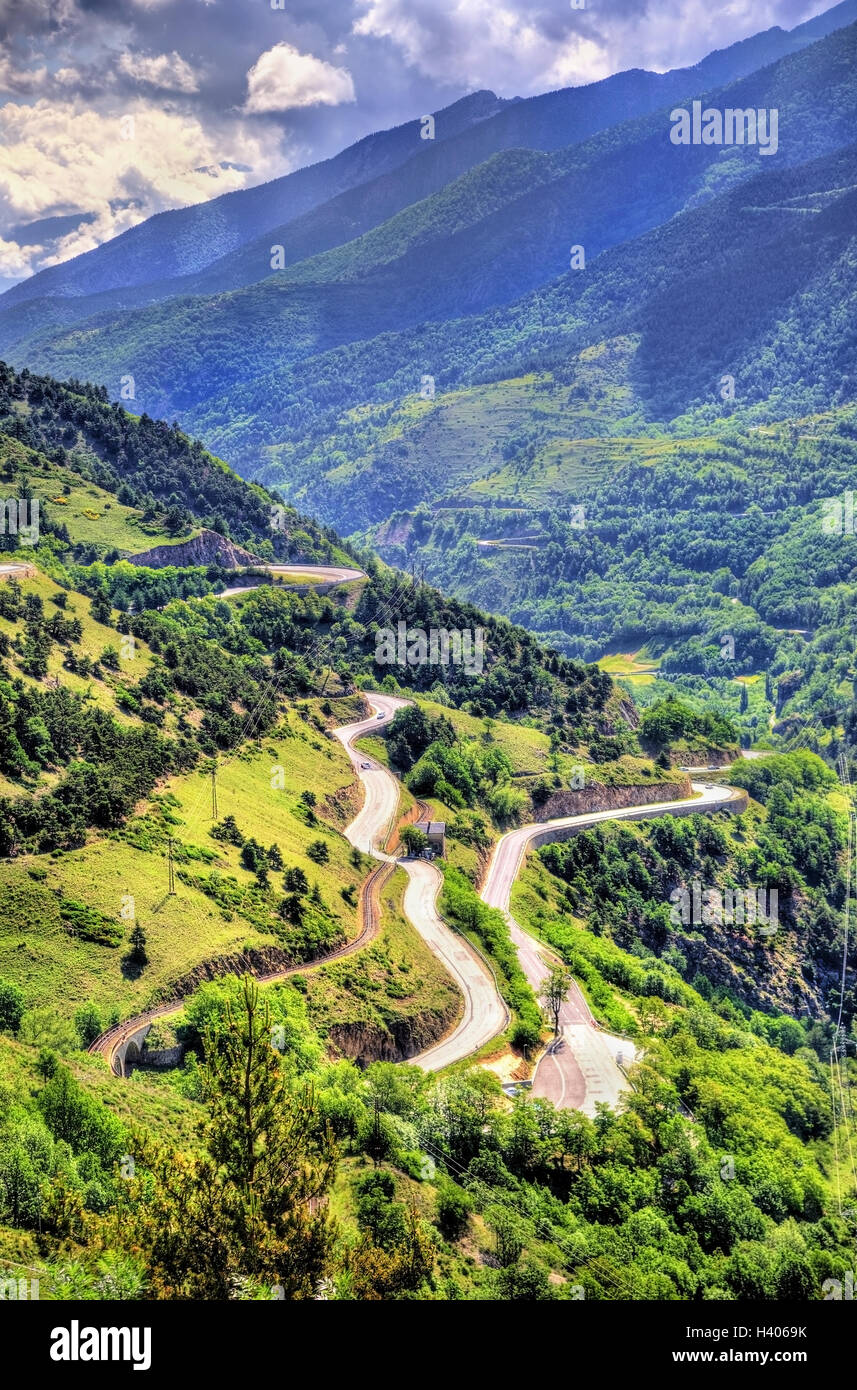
[371,1095,382,1166]
[167,836,176,896]
[210,760,218,819]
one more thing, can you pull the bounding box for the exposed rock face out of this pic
[636,880,831,1017]
[662,748,735,769]
[659,923,819,1016]
[535,779,692,821]
[322,780,363,828]
[128,528,262,570]
[148,943,322,1006]
[138,947,458,1069]
[618,699,640,730]
[328,1001,460,1065]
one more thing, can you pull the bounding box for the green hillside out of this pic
[360,401,857,756]
[0,361,852,1307]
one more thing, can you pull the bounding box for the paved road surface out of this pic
[216,564,364,599]
[82,554,744,1103]
[334,694,508,1070]
[332,694,409,854]
[481,782,739,1114]
[92,688,507,1076]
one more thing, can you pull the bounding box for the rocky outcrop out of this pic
[128,528,262,570]
[662,747,736,769]
[680,932,815,1014]
[329,1002,460,1065]
[535,779,692,821]
[322,780,363,828]
[618,699,640,730]
[139,1043,186,1069]
[147,942,332,1008]
[640,906,821,1017]
[696,751,733,768]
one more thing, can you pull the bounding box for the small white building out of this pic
[415,819,446,856]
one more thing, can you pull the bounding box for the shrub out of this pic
[0,979,25,1033]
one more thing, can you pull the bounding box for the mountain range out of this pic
[1,2,856,1307]
[5,0,855,314]
[1,1,855,704]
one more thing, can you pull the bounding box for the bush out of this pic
[284,866,309,895]
[0,979,25,1033]
[74,1004,104,1049]
[435,1178,473,1238]
[441,867,542,1048]
[37,1065,125,1164]
[400,825,429,857]
[510,1019,542,1055]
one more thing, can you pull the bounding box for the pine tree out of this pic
[110,978,336,1298]
[128,923,148,967]
[90,591,112,624]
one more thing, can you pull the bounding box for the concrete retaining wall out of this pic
[526,789,749,851]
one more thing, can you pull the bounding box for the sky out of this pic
[0,0,833,287]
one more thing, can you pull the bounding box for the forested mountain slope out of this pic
[226,139,857,532]
[5,0,854,331]
[0,404,853,1303]
[0,3,856,1311]
[3,19,856,439]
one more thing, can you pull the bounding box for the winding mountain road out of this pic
[85,557,745,1107]
[334,695,510,1070]
[480,782,743,1114]
[215,564,365,599]
[90,688,509,1076]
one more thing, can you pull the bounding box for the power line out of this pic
[833,1043,857,1200]
[167,835,176,896]
[831,1055,843,1218]
[836,751,853,1035]
[167,566,415,849]
[110,565,421,1008]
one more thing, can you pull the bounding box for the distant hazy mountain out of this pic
[3,0,854,330]
[5,18,855,440]
[0,89,508,310]
[236,139,857,535]
[1,0,855,614]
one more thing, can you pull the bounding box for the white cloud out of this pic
[0,56,48,95]
[54,67,84,87]
[352,0,611,93]
[243,42,355,114]
[0,98,293,277]
[0,235,41,278]
[118,49,199,93]
[351,0,820,94]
